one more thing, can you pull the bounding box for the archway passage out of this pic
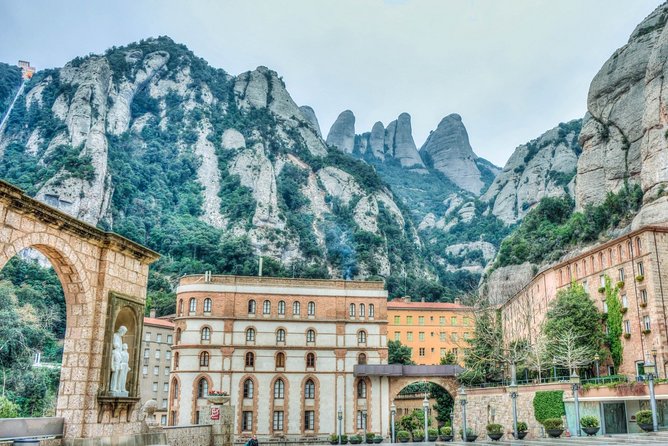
[394,381,454,432]
[0,180,159,439]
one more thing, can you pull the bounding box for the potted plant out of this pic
[365,432,375,444]
[486,423,504,441]
[636,410,654,432]
[459,427,478,442]
[412,429,424,442]
[329,434,339,445]
[439,426,453,442]
[621,307,628,313]
[624,333,631,339]
[515,421,528,439]
[340,435,348,444]
[206,390,230,404]
[396,431,410,443]
[349,435,362,444]
[617,281,625,288]
[598,286,606,293]
[542,418,564,438]
[373,435,383,444]
[643,329,652,334]
[636,274,645,282]
[580,415,600,436]
[427,428,438,441]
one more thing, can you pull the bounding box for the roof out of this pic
[354,364,464,377]
[387,301,470,310]
[143,317,174,329]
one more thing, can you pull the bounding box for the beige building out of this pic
[501,225,668,377]
[141,313,175,425]
[169,275,390,440]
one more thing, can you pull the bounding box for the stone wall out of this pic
[164,425,212,446]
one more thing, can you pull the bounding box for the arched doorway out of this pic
[393,381,454,433]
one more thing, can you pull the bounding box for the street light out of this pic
[390,402,396,444]
[458,386,468,442]
[594,354,600,381]
[652,348,659,379]
[508,361,519,439]
[422,394,429,442]
[552,357,557,381]
[570,371,581,437]
[362,410,367,441]
[645,360,659,432]
[338,406,343,445]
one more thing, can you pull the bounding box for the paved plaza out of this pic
[413,432,668,445]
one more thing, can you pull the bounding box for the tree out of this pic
[440,351,457,365]
[524,333,550,382]
[604,276,623,369]
[388,340,414,365]
[0,395,18,418]
[551,331,594,374]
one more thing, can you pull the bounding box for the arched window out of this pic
[358,353,367,365]
[306,352,316,368]
[178,299,184,316]
[199,351,210,367]
[609,248,613,264]
[598,252,604,269]
[357,380,367,398]
[276,328,286,343]
[197,378,209,398]
[369,304,375,318]
[360,304,365,317]
[171,378,179,399]
[293,301,301,315]
[175,328,182,344]
[636,237,642,254]
[349,303,356,317]
[243,379,254,398]
[357,330,367,344]
[246,328,256,342]
[203,298,212,313]
[306,329,316,343]
[304,379,315,399]
[263,300,271,314]
[278,300,286,315]
[248,300,256,314]
[307,301,316,316]
[274,379,285,399]
[245,352,255,368]
[174,352,180,370]
[189,298,197,313]
[201,327,211,341]
[618,245,623,261]
[276,352,286,368]
[628,240,633,257]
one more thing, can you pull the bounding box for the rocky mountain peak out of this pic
[326,109,355,153]
[386,112,425,169]
[299,105,321,137]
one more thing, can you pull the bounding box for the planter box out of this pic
[546,428,563,438]
[487,432,503,441]
[206,395,230,404]
[514,431,527,440]
[582,427,599,436]
[438,435,453,442]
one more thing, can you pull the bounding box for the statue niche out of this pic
[110,326,131,396]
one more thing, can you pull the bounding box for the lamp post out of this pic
[338,406,343,445]
[646,360,659,432]
[422,394,429,442]
[594,354,600,381]
[508,361,519,439]
[652,348,659,379]
[552,357,557,381]
[570,371,581,437]
[390,402,396,444]
[459,386,468,442]
[362,410,367,442]
[449,409,454,439]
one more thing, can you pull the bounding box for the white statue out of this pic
[119,343,131,394]
[110,325,128,396]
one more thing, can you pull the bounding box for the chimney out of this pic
[454,298,461,305]
[149,308,156,318]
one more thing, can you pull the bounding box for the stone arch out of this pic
[389,377,458,407]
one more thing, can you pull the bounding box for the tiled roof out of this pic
[386,301,469,310]
[143,317,175,329]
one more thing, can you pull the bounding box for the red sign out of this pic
[211,407,220,421]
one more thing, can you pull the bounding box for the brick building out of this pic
[169,275,390,440]
[141,313,175,425]
[387,297,472,365]
[501,225,668,377]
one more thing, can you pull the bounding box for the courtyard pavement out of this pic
[380,432,668,445]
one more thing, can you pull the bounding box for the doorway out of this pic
[603,402,627,434]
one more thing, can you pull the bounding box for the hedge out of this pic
[533,391,565,423]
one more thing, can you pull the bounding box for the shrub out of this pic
[396,431,410,441]
[341,435,348,443]
[636,410,653,425]
[617,281,625,288]
[580,415,599,428]
[517,421,528,432]
[636,275,645,282]
[533,391,565,423]
[427,428,438,438]
[365,432,375,441]
[329,434,338,442]
[411,429,424,441]
[458,427,475,436]
[486,423,503,434]
[0,396,19,418]
[349,435,362,444]
[542,418,563,430]
[439,426,452,436]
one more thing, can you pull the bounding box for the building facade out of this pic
[501,225,668,377]
[387,298,472,365]
[141,313,175,425]
[169,275,390,440]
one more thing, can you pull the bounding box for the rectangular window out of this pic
[161,415,167,425]
[394,332,400,341]
[162,399,168,409]
[418,316,425,325]
[394,316,401,324]
[451,317,457,326]
[440,348,446,357]
[463,332,470,340]
[419,348,425,356]
[439,332,446,341]
[356,411,367,430]
[641,289,648,305]
[624,320,631,334]
[153,366,159,376]
[406,316,413,325]
[599,275,606,287]
[166,351,171,360]
[463,317,470,326]
[157,334,162,343]
[144,348,150,358]
[152,382,158,392]
[164,366,170,376]
[619,268,625,282]
[167,335,173,344]
[407,332,413,342]
[439,316,445,325]
[142,366,148,376]
[304,410,315,430]
[145,332,151,341]
[273,411,284,431]
[155,350,161,359]
[451,333,458,342]
[644,315,651,331]
[419,332,425,341]
[638,262,644,276]
[164,383,169,392]
[582,280,589,293]
[242,411,253,431]
[622,294,628,308]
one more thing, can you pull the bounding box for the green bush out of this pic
[580,416,599,428]
[517,421,528,432]
[427,428,438,438]
[542,418,563,430]
[365,432,375,441]
[329,434,338,442]
[636,410,653,425]
[0,396,19,418]
[533,390,566,423]
[458,427,475,436]
[396,431,410,441]
[411,429,424,441]
[340,435,348,443]
[439,426,452,436]
[486,423,503,434]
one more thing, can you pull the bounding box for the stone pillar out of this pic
[207,401,234,446]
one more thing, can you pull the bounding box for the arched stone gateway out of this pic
[0,180,159,440]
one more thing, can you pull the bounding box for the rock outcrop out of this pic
[326,110,355,153]
[386,113,425,169]
[299,105,322,137]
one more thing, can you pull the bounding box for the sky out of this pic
[0,0,662,167]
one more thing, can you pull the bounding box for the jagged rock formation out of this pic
[575,3,668,228]
[385,113,425,169]
[326,110,355,153]
[420,114,484,194]
[482,120,581,224]
[299,105,322,137]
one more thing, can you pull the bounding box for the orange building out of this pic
[387,297,472,365]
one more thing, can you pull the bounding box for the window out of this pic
[407,331,413,341]
[242,411,253,431]
[197,378,208,398]
[357,380,367,398]
[155,350,161,359]
[157,334,162,343]
[273,411,284,431]
[358,353,367,365]
[394,316,400,324]
[246,328,256,342]
[603,301,608,313]
[419,332,425,341]
[451,316,457,325]
[200,352,209,367]
[618,245,623,261]
[263,300,271,315]
[624,320,631,334]
[418,316,425,325]
[439,316,445,325]
[304,410,315,430]
[201,327,211,341]
[638,261,644,276]
[640,289,648,305]
[276,300,286,315]
[356,411,367,430]
[164,383,169,392]
[308,301,315,316]
[203,298,212,313]
[164,366,170,376]
[161,414,167,425]
[369,304,375,317]
[463,317,470,326]
[245,352,255,368]
[243,379,254,398]
[406,316,413,325]
[276,329,286,343]
[600,275,605,287]
[628,240,633,257]
[451,333,458,341]
[178,300,183,316]
[189,298,197,313]
[619,268,625,282]
[293,301,301,315]
[419,347,425,357]
[142,366,148,376]
[166,351,171,360]
[636,237,642,254]
[394,332,400,341]
[464,332,471,340]
[174,352,179,369]
[349,304,356,317]
[276,352,285,368]
[306,329,316,343]
[153,366,159,376]
[248,300,256,314]
[360,304,365,317]
[644,315,651,331]
[175,328,181,344]
[357,330,367,344]
[144,348,150,358]
[145,332,151,341]
[622,294,628,308]
[306,352,316,368]
[440,348,446,357]
[440,332,446,341]
[304,379,315,399]
[171,378,179,400]
[274,379,285,398]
